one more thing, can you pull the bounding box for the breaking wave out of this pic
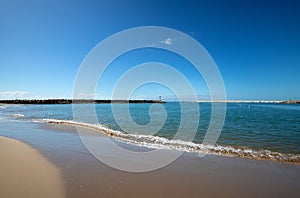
[9,113,25,117]
[36,118,300,165]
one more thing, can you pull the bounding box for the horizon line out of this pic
[0,98,296,103]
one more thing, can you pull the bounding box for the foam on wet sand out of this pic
[1,120,300,197]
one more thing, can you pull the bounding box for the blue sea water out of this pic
[0,102,300,161]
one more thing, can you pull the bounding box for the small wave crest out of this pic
[36,118,300,165]
[9,113,25,117]
[0,104,7,109]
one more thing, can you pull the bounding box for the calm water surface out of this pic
[0,102,299,154]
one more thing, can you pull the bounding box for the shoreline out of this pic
[40,118,300,165]
[0,120,300,197]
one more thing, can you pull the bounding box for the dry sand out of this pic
[0,136,65,198]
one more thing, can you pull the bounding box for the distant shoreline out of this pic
[197,100,300,104]
[0,99,165,104]
[0,99,299,104]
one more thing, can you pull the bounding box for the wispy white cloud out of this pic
[0,91,29,99]
[73,93,110,99]
[161,37,173,45]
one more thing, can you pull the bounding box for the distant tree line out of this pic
[0,99,165,104]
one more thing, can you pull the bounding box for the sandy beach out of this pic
[0,136,65,198]
[0,120,299,198]
[2,0,300,197]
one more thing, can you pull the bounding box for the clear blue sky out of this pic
[1,0,299,100]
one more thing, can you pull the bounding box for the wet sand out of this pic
[41,123,300,197]
[0,136,65,198]
[1,121,300,197]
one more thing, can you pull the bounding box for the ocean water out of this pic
[0,102,300,163]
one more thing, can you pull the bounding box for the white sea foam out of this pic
[9,113,25,117]
[36,118,300,165]
[0,104,7,109]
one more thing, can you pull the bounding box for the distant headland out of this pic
[0,99,299,105]
[0,99,165,104]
